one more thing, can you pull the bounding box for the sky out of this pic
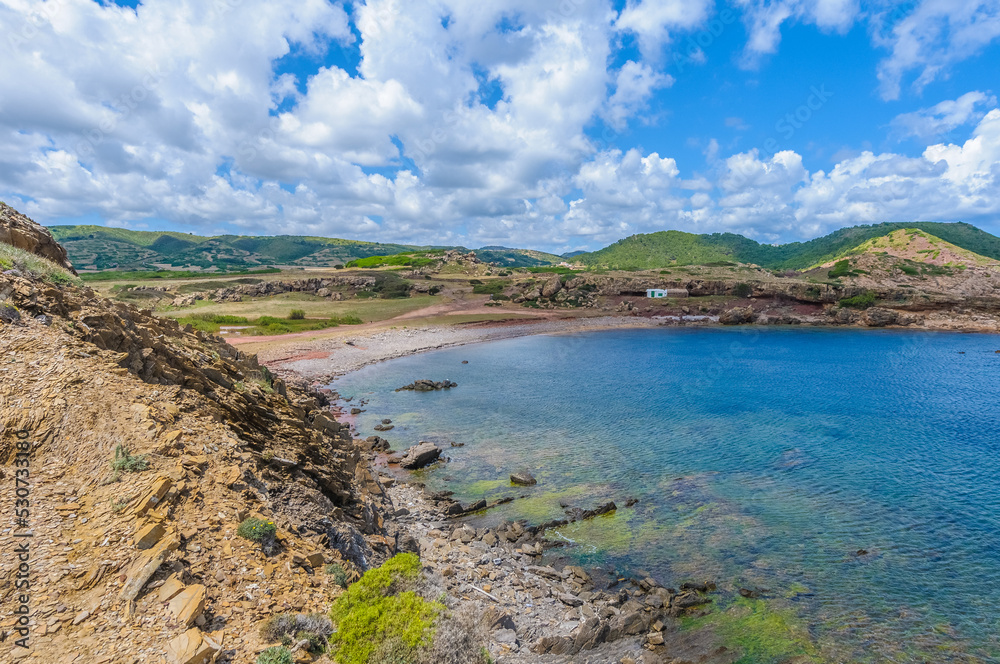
[1,0,999,253]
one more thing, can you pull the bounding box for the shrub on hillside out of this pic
[838,291,877,309]
[0,242,80,286]
[288,309,306,320]
[256,646,292,664]
[328,553,442,664]
[260,613,333,653]
[828,259,851,279]
[110,444,149,477]
[733,283,752,298]
[237,517,277,553]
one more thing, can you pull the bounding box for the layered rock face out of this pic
[0,225,412,662]
[0,202,76,273]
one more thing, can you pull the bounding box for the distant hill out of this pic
[48,226,434,271]
[578,222,1000,270]
[48,226,564,271]
[475,246,564,267]
[816,228,999,268]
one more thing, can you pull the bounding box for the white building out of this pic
[646,288,689,298]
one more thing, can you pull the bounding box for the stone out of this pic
[134,477,172,515]
[135,523,167,550]
[541,275,563,298]
[720,306,756,325]
[399,442,441,469]
[169,584,207,627]
[557,593,584,607]
[164,628,222,664]
[510,471,537,486]
[119,532,182,605]
[158,576,186,603]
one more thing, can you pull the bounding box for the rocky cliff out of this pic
[0,202,76,274]
[0,223,412,663]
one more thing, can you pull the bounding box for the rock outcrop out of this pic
[0,202,76,273]
[399,442,442,469]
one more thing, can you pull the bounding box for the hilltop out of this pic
[46,226,566,272]
[577,222,1000,270]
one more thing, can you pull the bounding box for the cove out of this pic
[332,327,1000,662]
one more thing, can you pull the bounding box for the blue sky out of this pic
[2,0,1000,252]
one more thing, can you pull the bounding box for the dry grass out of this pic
[164,293,439,324]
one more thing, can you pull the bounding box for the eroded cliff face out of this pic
[0,203,76,274]
[0,267,409,663]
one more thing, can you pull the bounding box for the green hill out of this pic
[578,222,1000,270]
[47,226,564,271]
[48,226,429,271]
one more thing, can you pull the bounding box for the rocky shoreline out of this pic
[375,471,732,664]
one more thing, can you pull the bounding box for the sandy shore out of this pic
[249,316,661,384]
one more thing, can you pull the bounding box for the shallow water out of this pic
[332,327,1000,662]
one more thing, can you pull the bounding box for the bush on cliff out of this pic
[838,290,877,309]
[328,553,442,664]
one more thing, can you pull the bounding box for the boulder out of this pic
[862,307,897,327]
[168,584,207,627]
[541,275,563,298]
[164,628,222,664]
[510,471,537,486]
[399,442,441,469]
[719,306,756,325]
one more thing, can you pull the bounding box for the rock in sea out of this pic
[399,442,442,469]
[510,471,537,486]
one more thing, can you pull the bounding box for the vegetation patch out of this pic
[0,243,81,286]
[328,553,442,664]
[109,444,149,481]
[260,613,333,654]
[325,562,350,588]
[346,252,441,269]
[681,597,821,664]
[237,517,277,547]
[471,280,507,295]
[256,646,293,664]
[80,268,280,281]
[838,291,877,309]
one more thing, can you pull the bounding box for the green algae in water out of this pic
[682,597,822,664]
[334,328,1000,661]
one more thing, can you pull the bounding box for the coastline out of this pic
[251,315,664,385]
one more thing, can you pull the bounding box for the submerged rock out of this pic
[396,379,458,392]
[510,471,537,486]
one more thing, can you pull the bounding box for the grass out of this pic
[346,253,440,269]
[328,553,442,664]
[0,243,81,286]
[470,280,508,295]
[80,268,280,281]
[165,293,437,325]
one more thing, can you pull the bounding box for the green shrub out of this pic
[331,314,363,325]
[288,309,306,320]
[328,553,442,664]
[260,613,333,654]
[325,562,350,588]
[111,444,149,475]
[839,290,877,309]
[472,281,506,295]
[828,259,851,279]
[733,283,752,298]
[428,286,441,295]
[237,517,277,543]
[256,646,292,664]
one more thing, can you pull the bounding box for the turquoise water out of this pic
[332,328,1000,661]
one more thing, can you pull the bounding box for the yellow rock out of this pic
[135,522,166,550]
[158,575,186,603]
[134,477,172,515]
[169,584,207,627]
[164,627,221,664]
